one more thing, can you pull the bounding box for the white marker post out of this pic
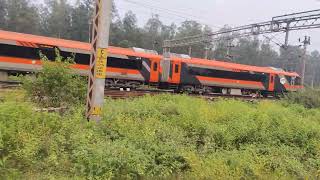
[86,0,112,121]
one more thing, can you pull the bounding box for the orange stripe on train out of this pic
[196,76,264,87]
[0,56,140,75]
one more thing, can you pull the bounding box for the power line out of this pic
[136,0,210,13]
[129,0,212,21]
[119,0,222,29]
[262,32,285,47]
[116,4,189,24]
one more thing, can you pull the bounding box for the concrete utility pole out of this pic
[204,44,209,59]
[188,46,192,56]
[226,42,235,62]
[284,21,291,49]
[86,0,112,121]
[300,36,311,86]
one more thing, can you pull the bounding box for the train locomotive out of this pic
[160,56,302,96]
[0,30,303,97]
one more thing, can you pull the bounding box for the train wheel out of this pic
[222,88,229,95]
[182,86,195,94]
[126,81,142,89]
[105,79,114,88]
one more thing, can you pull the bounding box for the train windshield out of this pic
[295,77,302,86]
[289,76,302,86]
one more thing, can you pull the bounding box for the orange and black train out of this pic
[0,30,303,96]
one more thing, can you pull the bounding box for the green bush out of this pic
[22,49,87,108]
[1,93,320,179]
[285,88,320,109]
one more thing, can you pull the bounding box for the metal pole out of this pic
[86,0,112,121]
[188,46,192,56]
[301,36,311,86]
[284,23,290,48]
[204,44,209,59]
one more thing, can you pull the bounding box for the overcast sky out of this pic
[114,0,320,52]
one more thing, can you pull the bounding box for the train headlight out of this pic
[280,78,286,85]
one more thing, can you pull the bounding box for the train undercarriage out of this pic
[105,78,282,98]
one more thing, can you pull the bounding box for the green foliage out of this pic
[285,89,320,109]
[1,92,320,179]
[4,0,41,34]
[22,49,87,108]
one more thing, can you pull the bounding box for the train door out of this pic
[149,60,159,83]
[269,74,275,91]
[171,61,181,84]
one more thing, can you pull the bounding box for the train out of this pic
[0,30,303,97]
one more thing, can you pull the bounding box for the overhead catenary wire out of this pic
[135,0,212,15]
[119,0,223,30]
[116,4,189,24]
[126,0,212,21]
[262,32,286,47]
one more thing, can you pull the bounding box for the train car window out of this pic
[0,44,42,59]
[0,44,91,65]
[188,67,266,82]
[153,62,158,71]
[295,77,302,85]
[107,57,142,70]
[175,64,179,73]
[175,65,179,73]
[291,77,295,85]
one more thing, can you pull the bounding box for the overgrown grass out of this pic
[1,91,320,179]
[285,88,320,109]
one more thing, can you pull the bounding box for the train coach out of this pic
[0,30,303,96]
[0,30,161,88]
[160,56,303,96]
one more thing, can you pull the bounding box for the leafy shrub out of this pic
[22,49,87,108]
[285,88,320,109]
[1,93,320,179]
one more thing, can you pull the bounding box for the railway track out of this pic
[104,88,173,99]
[0,81,274,101]
[0,80,21,89]
[105,88,275,101]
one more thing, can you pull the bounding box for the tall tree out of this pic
[117,11,142,48]
[161,23,176,42]
[258,43,279,67]
[109,0,124,46]
[212,26,234,61]
[305,50,320,87]
[142,14,163,52]
[71,0,93,42]
[0,0,7,28]
[6,0,41,34]
[42,0,72,39]
[174,20,207,58]
[231,37,260,65]
[279,46,304,72]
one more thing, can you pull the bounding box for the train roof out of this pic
[0,30,300,77]
[172,56,300,77]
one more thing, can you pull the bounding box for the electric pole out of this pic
[188,46,192,56]
[300,36,311,85]
[226,42,235,62]
[284,21,291,49]
[86,0,112,121]
[204,45,209,59]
